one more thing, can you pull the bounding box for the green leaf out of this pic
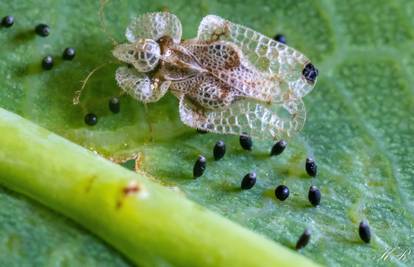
[0,0,413,266]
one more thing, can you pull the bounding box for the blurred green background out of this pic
[0,0,413,266]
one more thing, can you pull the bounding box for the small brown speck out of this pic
[123,181,140,195]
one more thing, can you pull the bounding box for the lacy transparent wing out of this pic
[183,41,285,103]
[126,12,182,44]
[197,15,315,98]
[115,66,170,103]
[171,72,236,110]
[178,93,305,140]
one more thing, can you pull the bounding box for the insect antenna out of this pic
[73,1,121,105]
[99,0,119,46]
[73,61,117,105]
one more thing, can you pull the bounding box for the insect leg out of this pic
[73,61,117,105]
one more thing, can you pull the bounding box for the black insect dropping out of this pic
[296,228,311,250]
[359,220,371,243]
[308,185,321,206]
[241,172,256,190]
[41,55,53,70]
[239,132,253,151]
[1,16,14,28]
[213,140,226,161]
[62,47,76,60]
[305,157,317,177]
[302,63,318,84]
[84,113,98,126]
[270,140,287,156]
[275,185,289,201]
[35,23,50,37]
[108,97,120,113]
[193,155,206,178]
[273,34,286,44]
[196,128,208,134]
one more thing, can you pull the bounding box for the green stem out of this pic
[0,107,319,267]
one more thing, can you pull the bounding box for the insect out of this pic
[112,12,318,140]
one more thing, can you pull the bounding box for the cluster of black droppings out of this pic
[40,47,76,71]
[84,113,98,126]
[239,132,253,150]
[35,23,50,37]
[1,15,14,28]
[241,172,256,190]
[1,19,51,35]
[191,130,373,251]
[42,48,76,71]
[270,140,287,156]
[275,185,289,201]
[62,47,76,60]
[41,55,54,70]
[108,97,121,114]
[296,228,311,250]
[193,155,206,178]
[213,140,226,161]
[306,157,317,177]
[20,22,78,71]
[308,185,321,206]
[1,20,79,72]
[2,15,92,125]
[273,33,286,44]
[359,220,371,243]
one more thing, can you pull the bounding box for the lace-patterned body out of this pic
[112,12,318,140]
[157,37,276,110]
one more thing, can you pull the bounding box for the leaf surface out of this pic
[0,0,413,266]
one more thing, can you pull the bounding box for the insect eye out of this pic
[302,63,319,84]
[149,56,157,64]
[136,51,145,60]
